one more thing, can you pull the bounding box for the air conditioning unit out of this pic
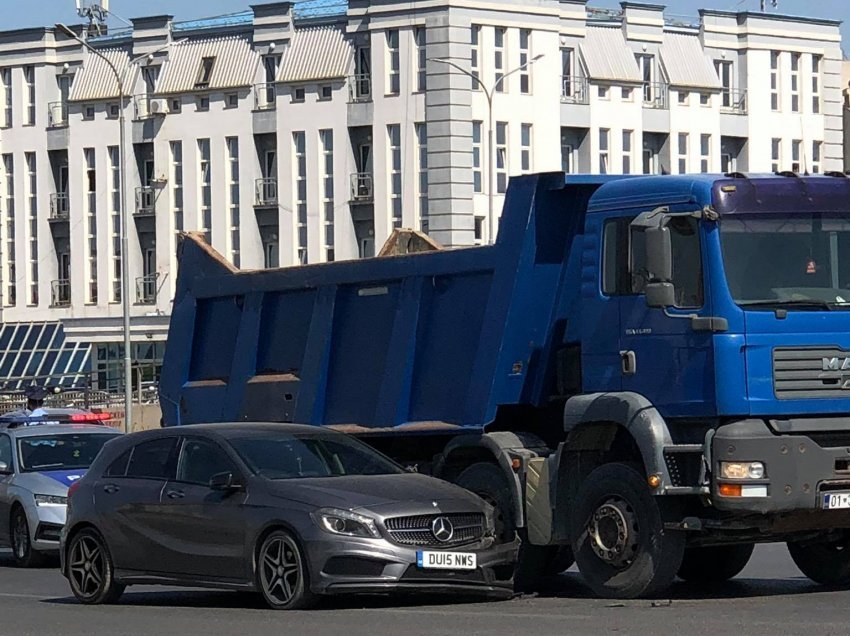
[148,98,168,116]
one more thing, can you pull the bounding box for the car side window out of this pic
[0,435,12,469]
[104,448,132,477]
[125,438,179,480]
[177,438,239,486]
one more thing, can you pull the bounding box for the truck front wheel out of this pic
[787,536,850,586]
[570,462,685,599]
[677,544,754,583]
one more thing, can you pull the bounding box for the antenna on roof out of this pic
[75,0,110,37]
[759,0,779,10]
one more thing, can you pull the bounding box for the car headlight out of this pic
[34,494,67,506]
[311,508,381,539]
[719,462,765,480]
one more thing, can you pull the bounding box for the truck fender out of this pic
[433,431,549,529]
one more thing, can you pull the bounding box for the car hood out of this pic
[12,468,83,495]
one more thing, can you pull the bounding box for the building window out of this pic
[24,66,35,125]
[812,141,822,174]
[494,27,506,92]
[1,69,11,127]
[226,93,239,108]
[598,85,609,100]
[677,91,689,106]
[386,29,400,95]
[770,51,780,111]
[292,87,305,103]
[561,131,575,174]
[715,60,733,108]
[3,154,14,305]
[414,27,426,92]
[226,137,240,267]
[791,139,801,172]
[25,152,37,305]
[470,25,481,90]
[387,124,402,228]
[561,48,575,100]
[699,93,710,107]
[771,138,781,172]
[170,97,182,113]
[622,130,632,175]
[196,95,209,111]
[320,130,334,262]
[519,29,531,94]
[700,134,711,173]
[496,121,508,192]
[109,146,121,302]
[520,123,532,173]
[83,105,95,120]
[636,54,654,103]
[474,216,485,243]
[198,138,211,243]
[677,133,689,174]
[415,123,428,230]
[790,52,800,113]
[319,85,332,101]
[107,103,119,119]
[170,141,183,237]
[195,56,215,88]
[85,148,97,303]
[472,121,483,193]
[621,87,633,101]
[293,131,307,263]
[599,128,609,175]
[812,55,822,114]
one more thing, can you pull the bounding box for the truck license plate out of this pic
[823,492,850,510]
[416,551,477,570]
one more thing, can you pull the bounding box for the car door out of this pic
[93,436,178,573]
[158,436,249,580]
[0,434,14,545]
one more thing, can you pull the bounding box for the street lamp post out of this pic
[430,54,543,243]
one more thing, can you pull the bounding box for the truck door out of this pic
[618,214,715,417]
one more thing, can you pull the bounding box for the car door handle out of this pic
[166,489,185,499]
[102,484,120,494]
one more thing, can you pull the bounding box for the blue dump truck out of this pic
[160,172,850,598]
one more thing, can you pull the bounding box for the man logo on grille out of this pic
[431,516,454,542]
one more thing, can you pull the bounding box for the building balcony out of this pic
[136,273,159,305]
[561,76,589,105]
[348,74,372,103]
[720,88,747,115]
[642,82,669,110]
[255,178,278,207]
[135,187,155,216]
[350,172,373,202]
[51,279,71,307]
[49,193,70,221]
[47,102,68,128]
[254,83,276,110]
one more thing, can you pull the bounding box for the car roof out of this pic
[4,423,122,438]
[127,422,341,441]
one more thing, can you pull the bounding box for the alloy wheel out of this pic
[69,535,106,599]
[12,511,28,560]
[259,535,301,605]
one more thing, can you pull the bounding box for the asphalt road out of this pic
[0,544,847,636]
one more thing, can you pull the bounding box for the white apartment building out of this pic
[0,0,842,390]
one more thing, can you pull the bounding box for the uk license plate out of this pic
[416,551,477,570]
[823,492,850,510]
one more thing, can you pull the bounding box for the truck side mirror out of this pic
[645,226,673,282]
[645,282,676,308]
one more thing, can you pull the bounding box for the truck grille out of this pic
[384,513,486,547]
[774,347,850,400]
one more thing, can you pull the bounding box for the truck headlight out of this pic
[312,508,381,539]
[34,494,67,506]
[719,462,765,480]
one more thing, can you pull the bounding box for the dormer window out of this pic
[195,57,215,87]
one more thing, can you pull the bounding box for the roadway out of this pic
[0,544,845,636]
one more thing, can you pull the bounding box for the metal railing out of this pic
[51,279,71,307]
[254,83,276,110]
[350,172,374,202]
[255,178,278,206]
[47,102,68,128]
[49,193,70,220]
[561,76,589,104]
[349,74,372,103]
[642,82,669,110]
[135,187,155,215]
[135,273,159,304]
[720,88,747,115]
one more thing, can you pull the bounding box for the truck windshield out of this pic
[720,214,850,309]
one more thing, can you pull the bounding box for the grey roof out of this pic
[68,48,138,101]
[579,26,642,82]
[277,25,352,83]
[155,36,259,95]
[5,423,121,438]
[659,33,721,89]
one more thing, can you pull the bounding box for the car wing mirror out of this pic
[0,461,10,475]
[209,471,242,491]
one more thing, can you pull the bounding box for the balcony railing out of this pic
[561,76,589,105]
[720,88,747,115]
[254,83,276,110]
[255,178,278,206]
[350,172,374,202]
[47,101,68,128]
[49,193,70,220]
[642,82,669,110]
[135,187,155,216]
[136,273,159,304]
[349,74,372,103]
[51,279,71,307]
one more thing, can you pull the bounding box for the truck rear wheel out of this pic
[570,462,685,599]
[787,536,850,586]
[677,544,754,583]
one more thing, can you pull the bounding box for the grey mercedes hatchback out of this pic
[61,423,518,609]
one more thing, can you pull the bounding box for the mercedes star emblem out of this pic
[431,516,454,543]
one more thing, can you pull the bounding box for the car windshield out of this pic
[720,214,850,309]
[17,434,116,472]
[228,432,404,479]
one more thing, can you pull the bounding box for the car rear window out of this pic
[125,438,178,480]
[17,434,117,472]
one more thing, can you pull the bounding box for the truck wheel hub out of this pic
[588,498,639,567]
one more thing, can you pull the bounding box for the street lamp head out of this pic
[55,23,79,39]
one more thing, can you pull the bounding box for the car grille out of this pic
[774,347,850,400]
[384,513,486,547]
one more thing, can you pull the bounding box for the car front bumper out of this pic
[28,501,66,553]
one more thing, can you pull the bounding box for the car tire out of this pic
[67,528,125,604]
[570,462,685,599]
[10,506,45,568]
[788,536,850,586]
[256,530,318,610]
[677,543,754,584]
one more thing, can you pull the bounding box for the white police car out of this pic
[0,409,121,566]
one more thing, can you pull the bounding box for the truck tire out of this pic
[787,537,850,586]
[677,544,754,583]
[570,462,685,599]
[454,462,516,543]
